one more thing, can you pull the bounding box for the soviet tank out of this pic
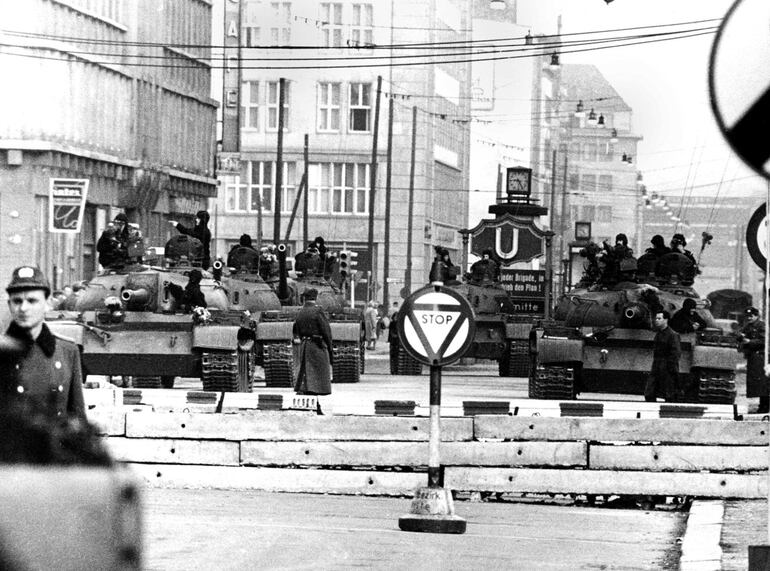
[254,244,365,387]
[529,249,740,404]
[389,256,532,376]
[46,235,281,392]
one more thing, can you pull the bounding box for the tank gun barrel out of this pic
[276,244,291,302]
[622,303,648,327]
[121,287,150,309]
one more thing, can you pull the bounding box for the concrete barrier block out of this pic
[107,437,239,466]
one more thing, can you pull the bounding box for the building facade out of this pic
[531,61,644,293]
[213,0,472,306]
[0,0,217,291]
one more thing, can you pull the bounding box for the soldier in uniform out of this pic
[292,288,333,413]
[645,310,683,402]
[96,212,130,269]
[0,266,86,423]
[468,248,499,284]
[170,210,211,269]
[738,306,769,413]
[227,234,259,272]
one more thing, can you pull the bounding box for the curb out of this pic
[680,500,724,570]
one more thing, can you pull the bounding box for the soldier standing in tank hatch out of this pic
[292,288,333,415]
[738,306,769,413]
[169,210,211,269]
[0,266,86,423]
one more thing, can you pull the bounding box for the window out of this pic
[582,205,595,220]
[267,81,290,131]
[596,205,612,223]
[581,174,596,192]
[349,83,371,132]
[308,162,369,214]
[242,26,260,47]
[317,83,341,132]
[583,142,598,161]
[599,174,613,193]
[351,4,373,47]
[568,171,579,190]
[224,161,297,213]
[321,3,343,47]
[241,81,259,130]
[270,2,291,45]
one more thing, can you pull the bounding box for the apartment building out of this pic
[0,0,217,290]
[212,0,472,305]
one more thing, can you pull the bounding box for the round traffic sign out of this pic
[397,285,476,367]
[709,0,770,180]
[746,202,767,270]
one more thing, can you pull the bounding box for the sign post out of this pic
[710,1,770,565]
[396,283,475,534]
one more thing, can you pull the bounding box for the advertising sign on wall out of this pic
[49,178,89,233]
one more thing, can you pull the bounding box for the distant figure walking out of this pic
[364,301,379,350]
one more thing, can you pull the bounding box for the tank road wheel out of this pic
[498,340,531,377]
[390,340,422,375]
[263,342,294,388]
[201,349,253,392]
[694,369,737,404]
[332,342,361,383]
[528,365,575,400]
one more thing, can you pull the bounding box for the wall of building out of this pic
[0,0,217,289]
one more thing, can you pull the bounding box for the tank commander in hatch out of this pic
[468,248,500,284]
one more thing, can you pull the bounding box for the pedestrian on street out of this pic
[0,266,86,423]
[364,301,378,350]
[169,210,211,269]
[645,310,683,402]
[738,306,769,413]
[292,288,333,414]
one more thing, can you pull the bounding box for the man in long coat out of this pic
[738,306,768,413]
[293,288,333,410]
[0,266,86,423]
[645,310,682,402]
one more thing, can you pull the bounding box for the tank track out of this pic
[389,341,423,375]
[332,341,361,383]
[201,350,253,392]
[498,340,530,377]
[529,365,575,400]
[263,342,294,388]
[695,369,737,404]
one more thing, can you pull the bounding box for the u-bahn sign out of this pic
[465,214,549,266]
[398,285,476,367]
[709,0,770,180]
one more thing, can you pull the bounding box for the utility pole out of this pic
[383,96,394,306]
[367,75,383,299]
[405,105,417,295]
[559,152,569,293]
[273,77,285,245]
[548,149,558,293]
[303,133,309,247]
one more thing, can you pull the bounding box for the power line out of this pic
[0,17,722,51]
[0,26,716,70]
